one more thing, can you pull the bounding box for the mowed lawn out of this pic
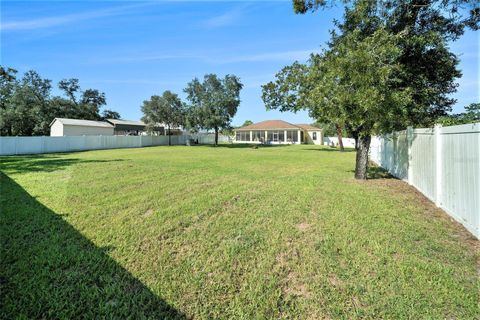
[1,145,478,319]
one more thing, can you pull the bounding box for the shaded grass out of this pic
[1,145,478,319]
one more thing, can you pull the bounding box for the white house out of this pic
[234,120,323,145]
[50,118,114,136]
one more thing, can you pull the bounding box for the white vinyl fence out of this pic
[189,133,231,145]
[370,123,480,238]
[323,136,356,148]
[0,134,229,156]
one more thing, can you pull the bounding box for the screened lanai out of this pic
[234,120,322,145]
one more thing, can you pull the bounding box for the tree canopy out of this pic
[293,0,479,127]
[101,109,122,120]
[263,28,412,178]
[241,120,254,127]
[0,66,120,136]
[184,74,243,145]
[436,103,480,125]
[141,91,185,145]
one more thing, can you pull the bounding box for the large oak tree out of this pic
[141,91,185,146]
[184,74,243,146]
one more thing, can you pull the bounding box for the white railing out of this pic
[370,123,480,238]
[0,134,229,156]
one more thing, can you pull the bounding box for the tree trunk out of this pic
[351,131,359,150]
[168,125,171,146]
[335,123,344,151]
[214,127,219,146]
[354,135,371,180]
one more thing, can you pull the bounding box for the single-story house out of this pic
[50,118,114,136]
[234,120,323,145]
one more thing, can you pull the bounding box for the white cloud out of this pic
[203,10,241,28]
[1,3,150,31]
[201,3,252,28]
[215,49,317,63]
[85,48,318,65]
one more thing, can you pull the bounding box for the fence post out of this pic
[407,126,413,185]
[434,124,443,207]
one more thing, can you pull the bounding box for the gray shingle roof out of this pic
[50,118,113,128]
[106,119,146,126]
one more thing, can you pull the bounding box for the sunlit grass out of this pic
[1,144,478,319]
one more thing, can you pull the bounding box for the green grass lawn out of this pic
[1,144,478,319]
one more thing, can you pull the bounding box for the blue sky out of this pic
[1,1,478,126]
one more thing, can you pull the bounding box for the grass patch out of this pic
[1,145,478,319]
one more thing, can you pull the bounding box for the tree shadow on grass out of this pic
[0,155,126,174]
[347,164,395,179]
[0,172,187,319]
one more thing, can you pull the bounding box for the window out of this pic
[312,132,317,140]
[252,131,263,142]
[272,131,278,142]
[267,131,273,142]
[287,130,298,142]
[236,131,250,141]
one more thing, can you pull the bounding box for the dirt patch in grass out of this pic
[275,242,311,301]
[284,271,311,298]
[223,195,240,209]
[143,208,154,217]
[327,274,343,289]
[296,223,311,232]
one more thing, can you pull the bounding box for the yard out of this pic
[1,144,478,319]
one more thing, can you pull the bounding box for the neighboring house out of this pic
[50,118,114,136]
[105,119,163,136]
[50,118,183,136]
[234,120,322,145]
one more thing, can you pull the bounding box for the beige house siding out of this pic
[305,130,323,145]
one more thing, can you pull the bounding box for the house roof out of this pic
[236,120,321,131]
[106,119,146,126]
[237,120,300,130]
[295,123,320,131]
[50,118,113,128]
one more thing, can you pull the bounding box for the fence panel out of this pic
[393,131,408,180]
[370,123,480,238]
[440,123,479,236]
[44,136,69,154]
[0,133,230,156]
[0,137,17,155]
[410,129,436,201]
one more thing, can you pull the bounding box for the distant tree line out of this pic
[436,103,480,126]
[141,73,243,146]
[0,66,121,136]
